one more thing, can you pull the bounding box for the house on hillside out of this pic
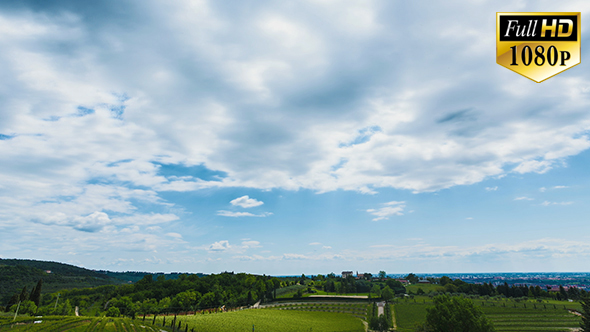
[342,271,353,278]
[398,279,410,286]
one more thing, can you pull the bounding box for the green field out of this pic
[155,309,365,332]
[394,297,582,332]
[405,283,445,294]
[0,316,171,332]
[262,301,368,319]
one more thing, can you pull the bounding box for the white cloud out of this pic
[539,186,569,193]
[166,232,182,239]
[541,201,573,206]
[309,242,322,246]
[322,246,332,249]
[217,211,272,217]
[230,195,264,208]
[514,196,534,201]
[242,240,261,248]
[282,253,308,260]
[367,201,406,221]
[209,240,231,252]
[485,186,498,191]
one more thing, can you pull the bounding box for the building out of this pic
[342,271,353,278]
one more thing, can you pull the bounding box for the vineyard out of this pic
[394,297,582,332]
[153,309,365,332]
[260,301,368,319]
[1,296,585,332]
[0,315,171,332]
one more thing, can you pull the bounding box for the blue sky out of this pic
[1,0,590,275]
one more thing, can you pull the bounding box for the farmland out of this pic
[394,296,582,332]
[0,309,364,332]
[154,309,365,332]
[0,315,171,332]
[1,296,586,332]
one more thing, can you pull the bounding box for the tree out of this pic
[371,285,382,298]
[580,295,590,332]
[271,277,281,299]
[111,296,136,317]
[439,276,451,286]
[386,279,406,294]
[381,286,394,302]
[5,294,18,313]
[425,295,495,332]
[10,300,37,316]
[171,290,200,311]
[199,292,218,308]
[30,279,43,307]
[19,286,29,302]
[406,273,419,284]
[378,271,387,279]
[106,306,120,317]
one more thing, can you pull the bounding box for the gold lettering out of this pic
[541,19,557,37]
[558,19,573,37]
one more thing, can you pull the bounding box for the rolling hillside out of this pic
[0,259,123,304]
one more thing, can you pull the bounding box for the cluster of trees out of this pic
[4,279,44,315]
[4,272,284,318]
[308,273,406,299]
[415,295,495,332]
[430,276,587,301]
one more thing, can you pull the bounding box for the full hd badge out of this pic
[496,12,581,83]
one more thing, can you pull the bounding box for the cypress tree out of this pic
[30,279,43,307]
[5,294,18,312]
[19,286,29,302]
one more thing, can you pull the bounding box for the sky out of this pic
[1,0,590,275]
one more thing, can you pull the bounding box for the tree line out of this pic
[430,276,588,301]
[4,272,283,317]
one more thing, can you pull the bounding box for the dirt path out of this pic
[377,302,385,316]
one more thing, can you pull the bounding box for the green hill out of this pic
[0,259,123,305]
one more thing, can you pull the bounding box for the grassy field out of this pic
[275,284,307,298]
[394,296,582,332]
[405,283,445,294]
[155,309,365,332]
[0,315,171,332]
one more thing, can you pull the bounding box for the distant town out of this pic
[337,271,590,292]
